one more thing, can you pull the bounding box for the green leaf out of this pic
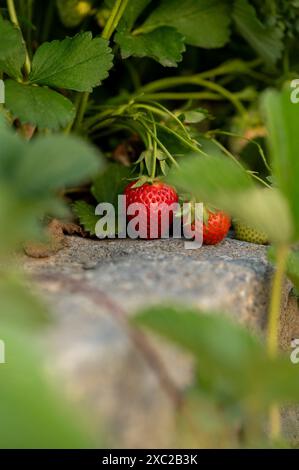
[180,109,210,124]
[0,17,25,79]
[143,149,153,175]
[0,272,48,329]
[73,201,98,235]
[115,27,185,67]
[134,305,299,406]
[160,159,169,176]
[134,305,265,401]
[262,88,299,240]
[15,134,102,196]
[140,0,231,48]
[167,155,293,244]
[134,305,262,373]
[4,80,75,130]
[233,0,283,64]
[29,32,113,92]
[92,163,130,206]
[0,323,92,448]
[118,0,151,31]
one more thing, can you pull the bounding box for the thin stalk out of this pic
[149,111,157,178]
[138,76,247,115]
[139,61,262,94]
[267,244,289,441]
[74,91,90,132]
[211,130,271,173]
[7,0,31,76]
[140,92,232,102]
[74,0,129,132]
[139,120,180,169]
[102,0,122,40]
[109,0,129,38]
[211,138,244,168]
[142,116,208,157]
[135,102,191,140]
[267,245,289,356]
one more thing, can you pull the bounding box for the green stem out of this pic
[140,120,180,169]
[109,0,129,38]
[139,60,261,94]
[267,244,289,441]
[149,112,157,179]
[102,0,122,40]
[74,0,129,132]
[74,91,90,132]
[138,76,247,115]
[135,102,191,140]
[211,130,271,173]
[267,245,289,356]
[139,91,242,103]
[7,0,31,76]
[143,117,208,157]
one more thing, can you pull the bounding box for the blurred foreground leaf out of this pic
[134,305,299,408]
[167,155,293,244]
[0,118,103,251]
[0,324,92,449]
[262,87,299,240]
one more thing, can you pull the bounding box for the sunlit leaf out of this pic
[262,87,299,240]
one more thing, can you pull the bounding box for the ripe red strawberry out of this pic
[186,210,231,245]
[124,180,178,239]
[202,210,231,245]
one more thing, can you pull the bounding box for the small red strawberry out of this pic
[185,209,231,245]
[202,210,231,245]
[124,180,179,239]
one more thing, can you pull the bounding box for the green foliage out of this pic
[29,32,113,92]
[0,323,92,449]
[92,163,130,205]
[116,0,230,66]
[0,271,48,329]
[269,247,299,292]
[16,134,102,194]
[140,0,231,48]
[115,27,185,67]
[74,163,130,235]
[262,88,299,241]
[5,80,75,130]
[73,200,99,235]
[167,83,299,246]
[0,17,25,79]
[233,0,284,65]
[118,0,151,31]
[134,305,299,444]
[1,31,113,129]
[0,117,102,250]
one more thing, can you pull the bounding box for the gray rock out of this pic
[23,236,299,448]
